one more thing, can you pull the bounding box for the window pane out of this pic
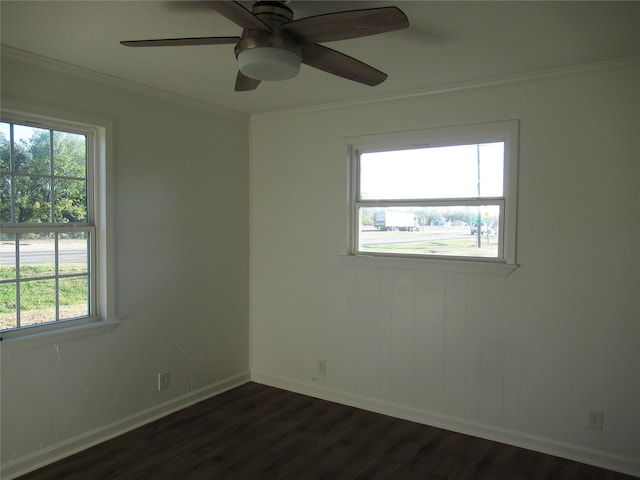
[19,233,55,278]
[59,276,89,320]
[0,122,10,172]
[0,234,18,330]
[1,176,10,222]
[54,178,87,222]
[358,205,501,258]
[59,232,89,276]
[0,282,17,331]
[15,175,51,223]
[14,125,51,175]
[1,123,10,222]
[0,234,16,277]
[54,131,86,178]
[360,142,504,200]
[19,278,56,327]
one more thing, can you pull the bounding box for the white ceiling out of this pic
[2,1,639,115]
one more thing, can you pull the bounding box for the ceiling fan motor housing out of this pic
[235,1,303,81]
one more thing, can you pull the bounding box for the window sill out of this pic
[341,254,518,276]
[0,318,119,352]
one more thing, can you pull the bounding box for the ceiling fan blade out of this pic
[207,1,272,32]
[285,7,408,44]
[121,36,240,47]
[235,71,261,91]
[302,44,387,87]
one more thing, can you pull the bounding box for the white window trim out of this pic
[347,120,519,269]
[0,101,118,348]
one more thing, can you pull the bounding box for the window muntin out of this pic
[1,119,95,332]
[351,121,518,263]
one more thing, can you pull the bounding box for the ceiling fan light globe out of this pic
[237,47,301,81]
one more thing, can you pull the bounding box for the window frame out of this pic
[349,120,519,265]
[0,105,116,345]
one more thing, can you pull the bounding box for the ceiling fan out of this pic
[121,1,409,91]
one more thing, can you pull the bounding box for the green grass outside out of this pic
[360,238,498,258]
[0,265,88,314]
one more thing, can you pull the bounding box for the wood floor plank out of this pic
[16,382,638,480]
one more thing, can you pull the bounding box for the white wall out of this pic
[1,55,250,477]
[250,61,640,475]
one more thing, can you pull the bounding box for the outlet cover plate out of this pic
[587,409,604,431]
[158,371,170,391]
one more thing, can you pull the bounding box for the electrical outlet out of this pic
[158,371,170,391]
[317,359,326,376]
[587,409,604,431]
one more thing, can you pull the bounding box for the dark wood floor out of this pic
[18,382,637,480]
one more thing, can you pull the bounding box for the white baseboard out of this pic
[1,371,251,480]
[251,371,640,478]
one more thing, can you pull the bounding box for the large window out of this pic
[1,111,110,340]
[351,121,518,263]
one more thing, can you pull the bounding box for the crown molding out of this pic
[3,46,637,122]
[252,55,640,120]
[1,46,248,122]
